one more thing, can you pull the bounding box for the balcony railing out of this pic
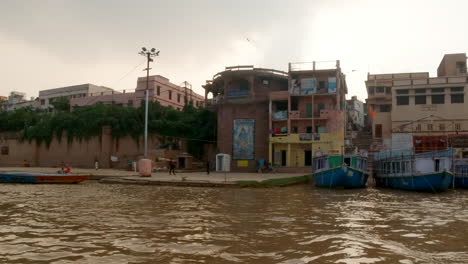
[289,60,340,72]
[272,111,288,121]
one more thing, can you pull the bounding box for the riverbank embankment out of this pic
[0,167,310,187]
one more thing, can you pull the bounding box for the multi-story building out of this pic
[366,53,468,151]
[269,61,347,170]
[346,96,365,131]
[39,84,114,109]
[204,61,347,172]
[204,66,289,171]
[71,75,204,110]
[3,91,39,111]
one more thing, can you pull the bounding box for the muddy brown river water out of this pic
[0,182,467,263]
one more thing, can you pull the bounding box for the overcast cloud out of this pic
[1,0,467,101]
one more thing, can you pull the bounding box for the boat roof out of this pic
[374,148,453,161]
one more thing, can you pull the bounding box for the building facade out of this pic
[204,66,289,171]
[204,61,347,172]
[346,96,365,131]
[39,84,114,109]
[366,53,468,151]
[3,91,39,111]
[71,75,204,110]
[269,61,347,170]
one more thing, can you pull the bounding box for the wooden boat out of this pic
[453,159,468,188]
[373,149,453,192]
[0,172,88,184]
[312,154,369,188]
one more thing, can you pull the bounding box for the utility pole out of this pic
[139,47,160,158]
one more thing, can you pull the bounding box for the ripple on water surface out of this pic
[0,183,467,263]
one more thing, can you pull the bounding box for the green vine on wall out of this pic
[0,100,217,158]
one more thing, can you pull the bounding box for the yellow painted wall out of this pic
[271,131,344,167]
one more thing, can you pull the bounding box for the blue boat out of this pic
[453,159,468,188]
[312,155,369,188]
[373,149,454,192]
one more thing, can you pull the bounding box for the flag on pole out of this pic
[369,105,376,118]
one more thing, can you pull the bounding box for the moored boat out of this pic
[312,154,369,188]
[0,172,88,184]
[453,159,468,188]
[373,149,453,192]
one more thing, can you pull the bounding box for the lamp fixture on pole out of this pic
[139,47,160,158]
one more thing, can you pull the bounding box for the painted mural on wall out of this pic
[233,119,255,160]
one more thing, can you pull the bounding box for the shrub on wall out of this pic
[0,102,217,156]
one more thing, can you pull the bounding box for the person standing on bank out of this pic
[94,158,99,171]
[206,160,210,175]
[169,160,176,175]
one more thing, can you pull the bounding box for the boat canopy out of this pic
[374,148,453,161]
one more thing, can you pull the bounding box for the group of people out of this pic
[57,161,72,174]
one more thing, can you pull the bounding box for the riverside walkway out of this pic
[0,167,311,187]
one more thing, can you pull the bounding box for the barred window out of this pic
[451,94,464,104]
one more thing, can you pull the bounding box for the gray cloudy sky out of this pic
[1,0,467,101]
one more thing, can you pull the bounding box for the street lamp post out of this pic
[138,47,159,158]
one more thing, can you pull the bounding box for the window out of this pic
[306,126,312,133]
[451,94,464,103]
[385,87,391,94]
[40,99,45,105]
[292,126,298,133]
[380,105,391,112]
[432,95,445,104]
[177,94,181,103]
[416,124,421,132]
[262,80,269,86]
[168,91,172,100]
[376,87,384,93]
[127,100,133,107]
[396,89,409,94]
[157,86,161,96]
[368,86,375,94]
[396,96,409,105]
[451,87,464,92]
[427,124,433,131]
[455,123,462,131]
[439,124,445,131]
[435,159,440,172]
[1,146,8,155]
[415,95,426,105]
[456,62,467,73]
[415,88,426,94]
[431,88,445,93]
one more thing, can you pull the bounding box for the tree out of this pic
[50,97,70,112]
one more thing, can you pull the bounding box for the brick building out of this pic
[204,61,348,172]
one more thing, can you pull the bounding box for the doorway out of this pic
[178,157,185,169]
[281,150,287,166]
[375,124,382,138]
[304,150,312,166]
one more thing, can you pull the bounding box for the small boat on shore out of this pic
[373,149,453,192]
[0,172,89,184]
[312,154,369,188]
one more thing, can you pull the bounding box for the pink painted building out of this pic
[71,75,205,110]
